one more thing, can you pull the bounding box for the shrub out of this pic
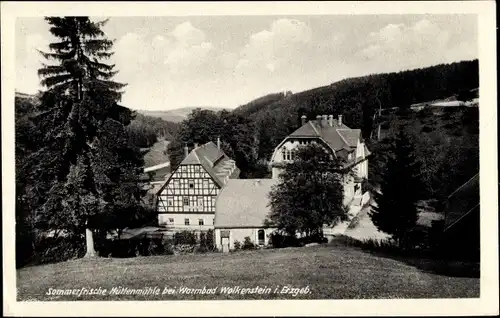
[174,244,196,254]
[206,229,215,250]
[32,235,86,265]
[268,232,301,248]
[242,236,256,250]
[193,230,216,253]
[233,240,241,250]
[299,232,327,245]
[174,230,197,246]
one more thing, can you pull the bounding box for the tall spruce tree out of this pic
[25,17,144,258]
[267,144,348,238]
[369,129,423,248]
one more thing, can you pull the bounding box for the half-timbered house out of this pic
[156,140,240,231]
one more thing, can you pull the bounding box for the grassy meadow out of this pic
[17,244,479,301]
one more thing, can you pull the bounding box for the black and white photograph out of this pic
[2,1,498,316]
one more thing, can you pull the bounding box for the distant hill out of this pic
[137,106,232,123]
[14,91,179,160]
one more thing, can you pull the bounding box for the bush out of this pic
[32,235,86,265]
[299,233,328,245]
[242,236,256,250]
[233,240,241,250]
[174,230,197,245]
[268,232,301,248]
[206,229,215,250]
[196,230,216,253]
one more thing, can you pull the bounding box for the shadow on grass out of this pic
[329,236,480,278]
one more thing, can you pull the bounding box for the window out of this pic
[183,197,189,206]
[198,219,204,226]
[189,180,194,188]
[184,218,190,225]
[167,199,173,206]
[173,180,179,188]
[198,198,204,207]
[168,218,174,223]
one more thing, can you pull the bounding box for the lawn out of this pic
[16,244,479,301]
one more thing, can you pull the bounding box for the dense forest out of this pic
[127,113,179,149]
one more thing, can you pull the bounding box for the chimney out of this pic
[316,115,322,127]
[328,115,334,127]
[338,114,343,126]
[184,144,189,158]
[301,115,307,126]
[217,137,221,150]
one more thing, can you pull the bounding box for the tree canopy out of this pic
[267,144,348,237]
[166,108,262,178]
[369,130,424,248]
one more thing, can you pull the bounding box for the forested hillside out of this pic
[127,113,178,148]
[234,60,478,161]
[368,105,479,210]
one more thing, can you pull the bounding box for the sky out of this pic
[15,15,478,111]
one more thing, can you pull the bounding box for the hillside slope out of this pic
[231,60,478,161]
[14,91,177,159]
[138,106,231,123]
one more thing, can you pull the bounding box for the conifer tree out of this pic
[369,129,423,248]
[25,17,144,258]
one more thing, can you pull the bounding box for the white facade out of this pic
[270,139,318,179]
[158,213,216,231]
[214,227,277,251]
[270,135,369,207]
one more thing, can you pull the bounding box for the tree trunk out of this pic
[84,222,97,258]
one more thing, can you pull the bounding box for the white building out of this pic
[214,179,278,252]
[270,114,370,208]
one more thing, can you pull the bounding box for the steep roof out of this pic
[179,141,239,187]
[215,179,278,228]
[444,173,480,231]
[288,118,360,153]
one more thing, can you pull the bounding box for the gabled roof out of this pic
[288,119,361,153]
[215,179,278,228]
[444,173,480,231]
[178,141,239,188]
[279,118,369,163]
